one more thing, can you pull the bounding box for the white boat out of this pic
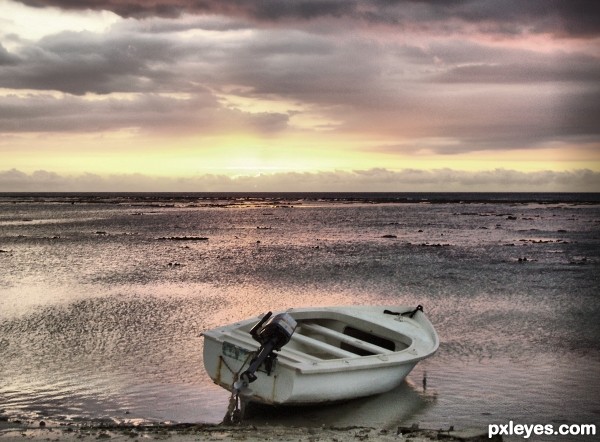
[202,305,438,406]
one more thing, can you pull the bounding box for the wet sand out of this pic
[0,421,436,441]
[0,419,500,441]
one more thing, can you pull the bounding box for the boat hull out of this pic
[202,305,438,405]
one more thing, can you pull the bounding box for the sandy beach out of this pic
[0,418,499,442]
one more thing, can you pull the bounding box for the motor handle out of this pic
[249,311,273,339]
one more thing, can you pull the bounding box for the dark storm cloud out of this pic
[0,44,20,65]
[0,91,211,132]
[0,90,290,134]
[217,34,381,104]
[1,18,597,150]
[0,19,312,134]
[437,54,600,85]
[17,0,600,37]
[2,0,598,156]
[18,0,357,20]
[0,31,183,95]
[560,88,600,140]
[1,21,355,97]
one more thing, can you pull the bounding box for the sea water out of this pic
[0,193,599,439]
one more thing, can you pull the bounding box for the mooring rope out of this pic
[220,351,256,425]
[383,304,424,318]
[402,304,424,318]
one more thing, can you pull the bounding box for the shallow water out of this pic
[0,193,599,439]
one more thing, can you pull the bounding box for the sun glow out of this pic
[4,127,596,181]
[1,0,598,191]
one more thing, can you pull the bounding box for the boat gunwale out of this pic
[203,305,439,375]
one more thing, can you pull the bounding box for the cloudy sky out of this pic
[1,0,599,191]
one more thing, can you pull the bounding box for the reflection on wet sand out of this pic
[243,380,435,429]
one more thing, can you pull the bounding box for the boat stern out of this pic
[202,330,296,405]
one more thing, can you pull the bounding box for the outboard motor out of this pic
[238,312,297,385]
